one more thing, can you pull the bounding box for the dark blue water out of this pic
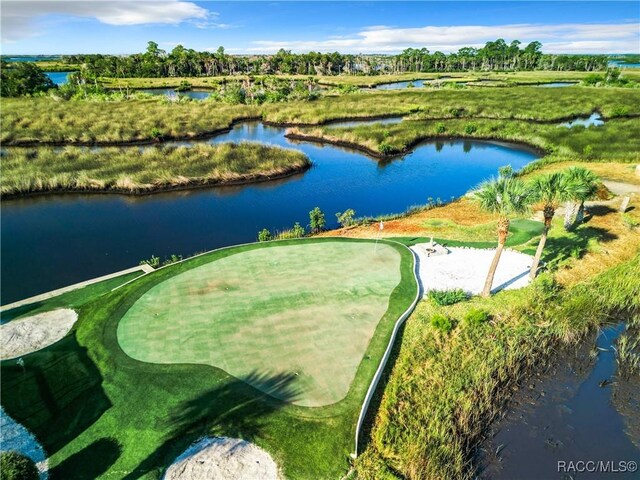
[140,88,212,100]
[481,323,640,479]
[1,121,538,303]
[46,71,71,85]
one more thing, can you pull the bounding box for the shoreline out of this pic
[0,163,311,200]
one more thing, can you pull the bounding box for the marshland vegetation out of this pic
[0,143,310,197]
[3,87,639,145]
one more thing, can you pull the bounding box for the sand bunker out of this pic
[163,437,279,480]
[411,245,532,295]
[1,309,77,360]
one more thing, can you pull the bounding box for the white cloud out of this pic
[1,1,212,43]
[251,22,640,54]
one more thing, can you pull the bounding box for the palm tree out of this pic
[563,167,599,231]
[474,176,532,296]
[528,172,570,279]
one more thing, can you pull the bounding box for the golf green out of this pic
[117,240,403,407]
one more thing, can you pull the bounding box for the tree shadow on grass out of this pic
[122,370,299,480]
[51,438,121,480]
[539,225,618,266]
[0,334,111,457]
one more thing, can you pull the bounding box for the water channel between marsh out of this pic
[1,118,539,303]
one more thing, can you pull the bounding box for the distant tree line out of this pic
[58,39,608,78]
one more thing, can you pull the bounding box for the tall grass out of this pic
[293,116,640,162]
[356,254,640,479]
[2,87,639,145]
[0,143,310,196]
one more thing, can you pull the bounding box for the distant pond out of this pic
[46,71,72,85]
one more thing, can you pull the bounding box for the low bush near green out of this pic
[258,228,272,242]
[0,451,38,480]
[431,313,454,333]
[428,288,469,306]
[464,308,491,326]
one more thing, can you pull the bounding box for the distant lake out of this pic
[46,71,72,85]
[3,55,61,62]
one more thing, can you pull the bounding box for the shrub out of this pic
[448,107,464,117]
[464,308,491,326]
[161,254,183,266]
[431,313,454,333]
[622,213,640,230]
[464,123,478,134]
[378,142,394,155]
[291,222,306,238]
[150,128,163,139]
[428,289,469,306]
[258,228,272,242]
[336,209,356,227]
[309,207,326,233]
[140,255,160,269]
[0,451,39,480]
[435,122,446,134]
[175,80,192,92]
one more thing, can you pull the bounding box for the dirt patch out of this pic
[1,309,77,360]
[163,437,279,480]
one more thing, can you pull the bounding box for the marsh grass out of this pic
[294,116,640,162]
[0,143,310,196]
[3,87,639,145]
[357,254,640,480]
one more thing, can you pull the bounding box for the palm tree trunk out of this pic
[576,201,586,224]
[482,218,509,297]
[529,213,554,280]
[564,201,580,230]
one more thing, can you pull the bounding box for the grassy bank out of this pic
[356,253,640,480]
[289,116,640,162]
[320,162,640,479]
[0,143,310,197]
[3,87,639,145]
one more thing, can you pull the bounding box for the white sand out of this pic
[411,245,533,295]
[1,309,77,360]
[0,407,48,479]
[163,437,279,480]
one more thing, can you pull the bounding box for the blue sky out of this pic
[2,1,639,55]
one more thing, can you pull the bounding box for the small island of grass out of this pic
[0,142,311,197]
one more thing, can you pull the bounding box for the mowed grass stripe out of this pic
[117,241,402,407]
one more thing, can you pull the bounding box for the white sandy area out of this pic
[163,437,279,480]
[1,309,77,360]
[411,245,533,295]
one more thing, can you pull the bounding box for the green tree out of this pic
[528,172,570,279]
[474,176,532,296]
[563,167,599,231]
[309,207,326,233]
[1,62,54,97]
[257,228,272,242]
[336,209,356,227]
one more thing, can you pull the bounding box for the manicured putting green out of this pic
[117,240,403,407]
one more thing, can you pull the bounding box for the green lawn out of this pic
[0,238,417,479]
[117,241,402,407]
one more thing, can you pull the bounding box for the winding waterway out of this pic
[1,119,539,303]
